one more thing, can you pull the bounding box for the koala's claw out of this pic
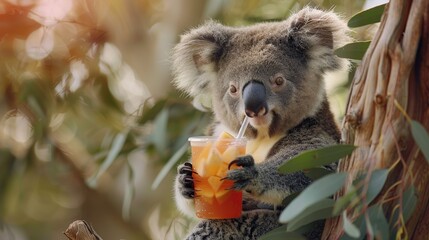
[225,156,258,190]
[228,155,255,169]
[177,162,195,199]
[179,162,194,174]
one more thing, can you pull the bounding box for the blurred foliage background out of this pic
[0,0,386,239]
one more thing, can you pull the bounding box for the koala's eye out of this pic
[229,84,238,94]
[274,76,285,86]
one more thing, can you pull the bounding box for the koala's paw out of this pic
[225,155,258,191]
[177,162,195,199]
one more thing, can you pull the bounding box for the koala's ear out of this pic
[172,21,231,98]
[285,7,351,72]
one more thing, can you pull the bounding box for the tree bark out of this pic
[323,0,429,239]
[64,220,103,240]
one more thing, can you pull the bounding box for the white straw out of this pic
[236,116,249,139]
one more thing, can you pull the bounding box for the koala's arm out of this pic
[227,132,337,206]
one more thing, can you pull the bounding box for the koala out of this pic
[172,7,349,240]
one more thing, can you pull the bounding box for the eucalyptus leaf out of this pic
[279,173,347,223]
[365,217,374,239]
[333,185,358,215]
[286,199,335,232]
[340,205,388,240]
[339,214,365,240]
[334,41,371,60]
[367,205,389,240]
[410,120,429,163]
[151,143,188,190]
[292,220,320,235]
[348,4,386,28]
[20,80,50,120]
[402,185,417,222]
[0,151,14,215]
[87,130,129,188]
[279,145,356,174]
[152,108,169,153]
[28,95,46,120]
[304,167,333,180]
[138,99,167,125]
[122,160,135,220]
[362,169,389,204]
[258,226,305,240]
[282,191,301,206]
[342,212,361,238]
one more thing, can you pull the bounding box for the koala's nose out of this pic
[242,80,268,118]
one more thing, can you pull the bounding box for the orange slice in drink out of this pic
[195,157,206,177]
[207,176,223,192]
[194,142,213,169]
[221,146,239,164]
[202,150,222,177]
[215,179,234,204]
[199,189,215,204]
[215,132,234,153]
[196,180,215,204]
[216,162,228,177]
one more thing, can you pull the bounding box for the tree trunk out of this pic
[323,0,429,239]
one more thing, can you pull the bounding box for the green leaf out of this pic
[282,191,301,207]
[291,220,320,235]
[333,185,358,215]
[151,108,169,153]
[0,150,15,217]
[286,199,335,232]
[342,212,361,238]
[348,4,386,28]
[365,219,374,240]
[363,169,389,204]
[122,160,135,220]
[334,41,371,60]
[340,214,365,240]
[367,205,389,240]
[279,145,355,174]
[402,185,417,222]
[151,143,188,190]
[304,167,333,180]
[258,226,305,240]
[138,99,167,125]
[28,95,46,120]
[340,205,389,240]
[279,172,347,223]
[410,120,429,163]
[87,130,129,188]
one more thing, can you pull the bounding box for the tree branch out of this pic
[64,220,103,240]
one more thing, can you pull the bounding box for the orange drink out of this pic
[189,133,246,219]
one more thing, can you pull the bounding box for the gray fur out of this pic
[172,7,349,240]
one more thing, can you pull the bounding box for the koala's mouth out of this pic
[248,112,272,129]
[246,111,282,138]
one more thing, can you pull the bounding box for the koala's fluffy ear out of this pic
[285,7,351,72]
[172,21,231,99]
